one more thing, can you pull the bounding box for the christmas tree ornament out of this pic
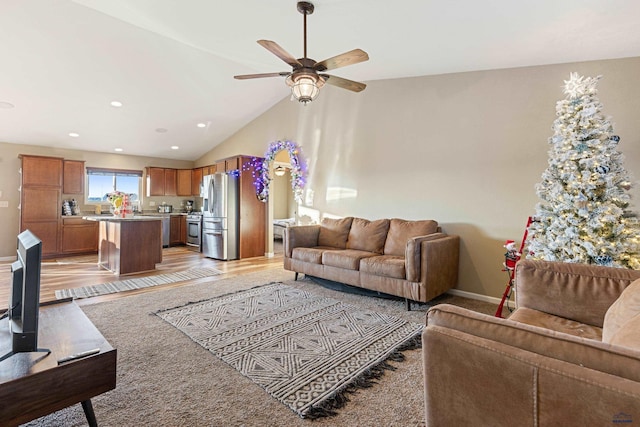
[527,73,640,269]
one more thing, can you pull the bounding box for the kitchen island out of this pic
[83,216,163,275]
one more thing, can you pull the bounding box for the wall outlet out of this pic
[0,201,8,208]
[149,201,156,206]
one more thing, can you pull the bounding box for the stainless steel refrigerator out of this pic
[202,173,239,260]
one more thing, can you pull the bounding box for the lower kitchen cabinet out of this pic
[169,215,187,246]
[21,221,60,257]
[61,217,98,254]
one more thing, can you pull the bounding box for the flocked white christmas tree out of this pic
[526,73,640,269]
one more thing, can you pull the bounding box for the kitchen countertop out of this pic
[82,215,162,222]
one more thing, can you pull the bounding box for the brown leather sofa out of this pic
[283,217,460,308]
[423,259,640,426]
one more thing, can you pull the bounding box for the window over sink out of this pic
[86,167,142,203]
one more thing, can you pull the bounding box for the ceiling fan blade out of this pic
[320,74,366,92]
[234,72,290,80]
[257,40,302,68]
[314,49,369,72]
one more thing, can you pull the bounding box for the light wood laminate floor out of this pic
[0,246,284,311]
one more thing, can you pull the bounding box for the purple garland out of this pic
[255,140,307,203]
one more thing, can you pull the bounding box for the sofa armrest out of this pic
[407,233,459,291]
[284,225,320,258]
[515,259,640,327]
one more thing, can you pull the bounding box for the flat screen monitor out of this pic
[9,229,42,353]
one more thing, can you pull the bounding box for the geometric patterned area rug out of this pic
[156,282,423,419]
[55,268,222,300]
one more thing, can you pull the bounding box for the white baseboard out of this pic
[0,256,16,262]
[447,288,504,306]
[265,252,275,258]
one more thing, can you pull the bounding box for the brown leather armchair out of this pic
[423,259,640,426]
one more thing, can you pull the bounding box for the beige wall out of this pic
[0,142,193,258]
[196,57,640,299]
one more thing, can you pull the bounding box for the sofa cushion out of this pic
[360,255,406,279]
[608,313,640,350]
[383,219,438,256]
[346,218,390,254]
[291,247,333,264]
[509,307,602,340]
[317,217,353,249]
[603,278,640,342]
[322,249,378,270]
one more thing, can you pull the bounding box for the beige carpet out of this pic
[24,268,499,427]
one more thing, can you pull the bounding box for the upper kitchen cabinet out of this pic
[177,169,192,196]
[191,168,203,196]
[146,167,165,196]
[146,167,178,197]
[226,157,240,172]
[214,157,240,173]
[63,160,85,194]
[21,155,63,187]
[164,169,177,196]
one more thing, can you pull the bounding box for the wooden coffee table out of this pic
[0,300,117,426]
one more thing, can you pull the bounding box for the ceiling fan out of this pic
[234,1,369,105]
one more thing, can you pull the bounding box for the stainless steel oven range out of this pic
[186,213,202,250]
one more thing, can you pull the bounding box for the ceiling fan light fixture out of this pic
[274,165,287,176]
[287,73,324,104]
[234,1,368,104]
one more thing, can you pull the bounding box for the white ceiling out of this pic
[1,0,639,161]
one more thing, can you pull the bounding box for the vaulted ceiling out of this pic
[1,0,639,160]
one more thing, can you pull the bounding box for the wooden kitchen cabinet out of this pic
[191,168,203,196]
[21,187,61,223]
[177,169,192,196]
[21,155,63,187]
[20,221,60,256]
[61,217,98,254]
[146,167,178,196]
[238,156,265,259]
[164,169,177,196]
[147,167,165,196]
[215,160,226,173]
[169,215,186,246]
[63,160,85,194]
[19,156,63,257]
[180,215,187,243]
[226,157,240,172]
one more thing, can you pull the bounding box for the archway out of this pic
[257,140,307,203]
[257,140,307,256]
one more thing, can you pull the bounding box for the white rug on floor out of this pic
[55,268,222,299]
[156,282,423,419]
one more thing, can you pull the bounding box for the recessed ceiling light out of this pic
[156,128,168,133]
[0,101,15,109]
[171,146,179,150]
[110,101,123,107]
[69,132,80,138]
[114,148,123,152]
[197,123,206,128]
